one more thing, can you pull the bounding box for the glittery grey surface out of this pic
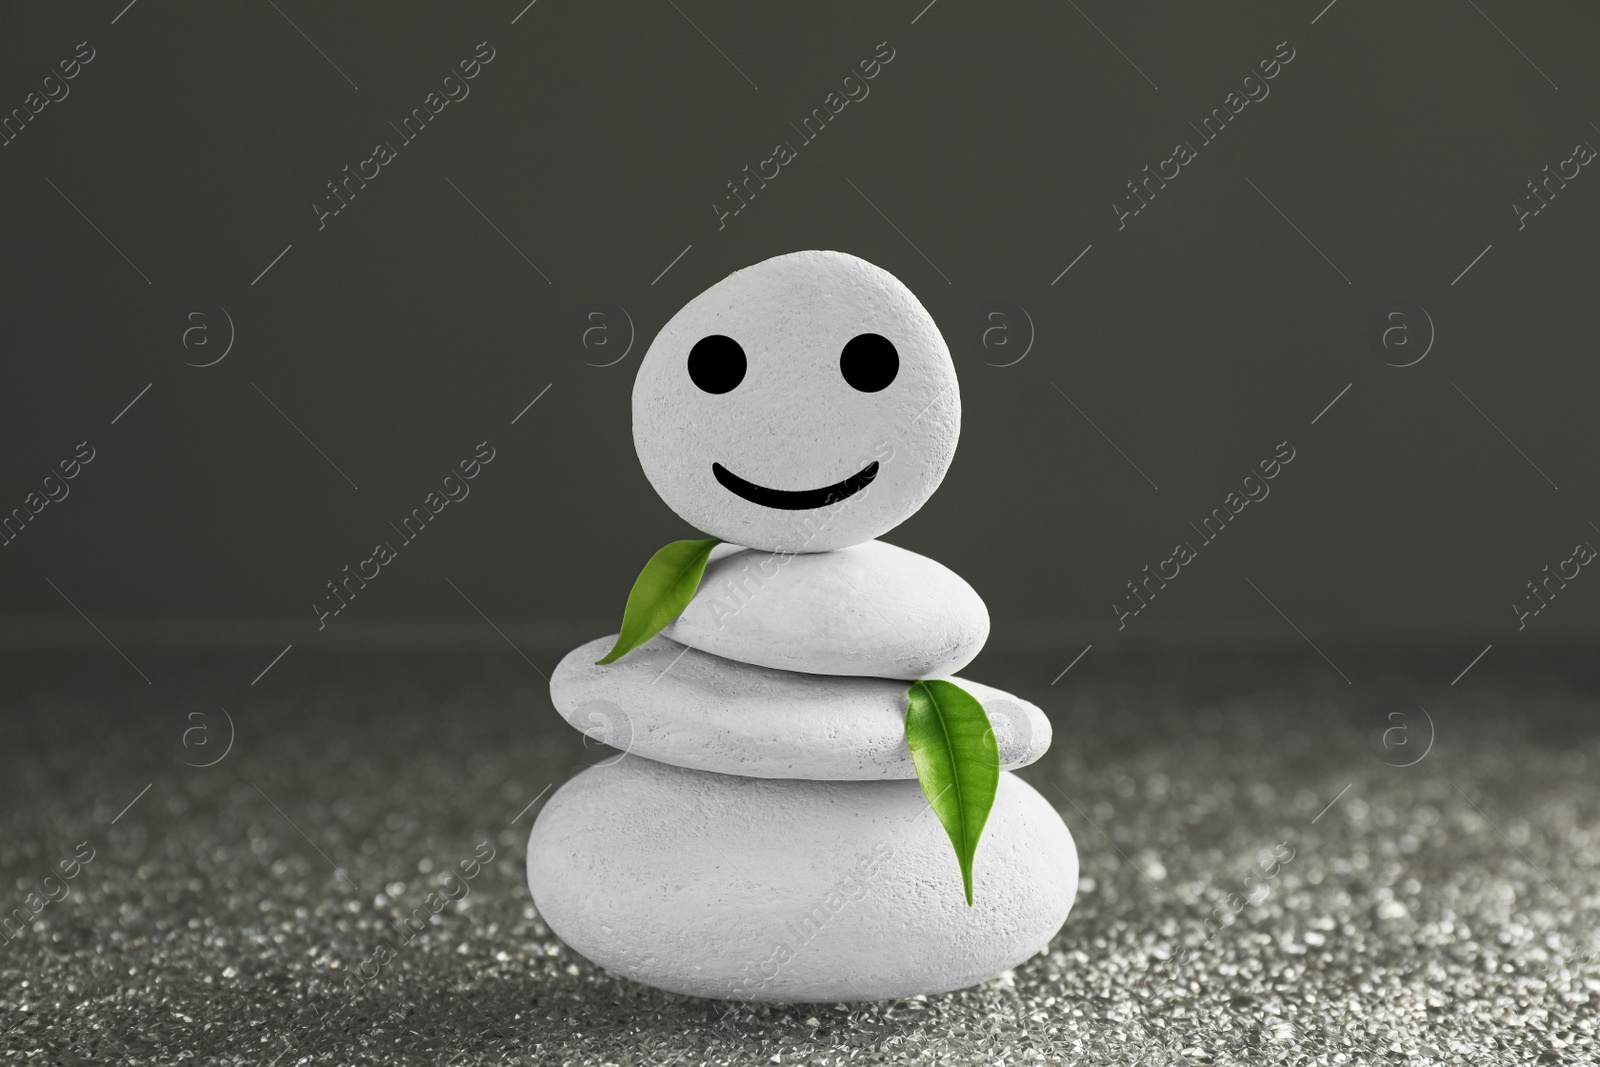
[1,640,1595,1065]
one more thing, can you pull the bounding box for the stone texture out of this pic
[552,634,1050,779]
[526,756,1078,1002]
[662,539,989,679]
[632,250,960,553]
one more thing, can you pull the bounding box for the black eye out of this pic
[840,333,898,392]
[687,335,747,394]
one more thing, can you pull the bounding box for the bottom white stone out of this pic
[526,757,1078,1002]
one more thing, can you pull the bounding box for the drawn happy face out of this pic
[633,250,960,553]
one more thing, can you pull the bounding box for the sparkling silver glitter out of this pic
[0,644,1594,1065]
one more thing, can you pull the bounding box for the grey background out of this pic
[2,0,1597,649]
[3,5,1599,1064]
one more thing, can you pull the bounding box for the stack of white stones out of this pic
[527,251,1077,1002]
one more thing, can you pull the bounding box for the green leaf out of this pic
[595,538,721,664]
[904,679,1000,907]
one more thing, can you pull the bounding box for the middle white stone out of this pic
[552,635,1050,780]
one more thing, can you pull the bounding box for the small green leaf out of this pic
[596,538,721,664]
[904,679,1000,907]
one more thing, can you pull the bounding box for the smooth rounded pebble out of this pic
[661,539,989,679]
[527,758,1078,1002]
[553,635,1050,779]
[632,250,960,553]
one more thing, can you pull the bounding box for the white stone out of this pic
[632,250,960,553]
[661,539,988,679]
[527,758,1078,1002]
[553,635,1050,780]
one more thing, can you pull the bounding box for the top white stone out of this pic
[662,539,988,680]
[632,250,961,553]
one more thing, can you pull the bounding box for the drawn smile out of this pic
[711,461,880,511]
